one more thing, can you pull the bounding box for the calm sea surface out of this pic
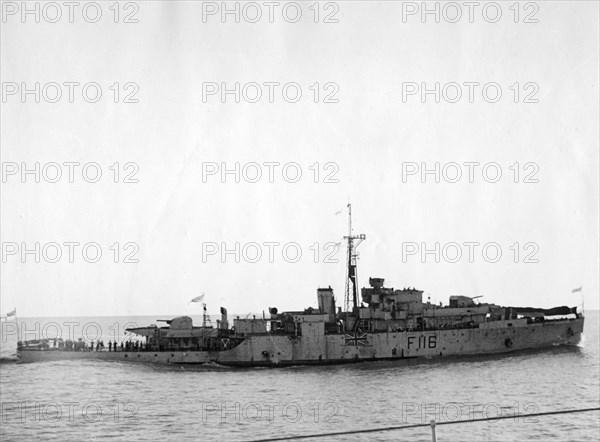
[1,312,599,441]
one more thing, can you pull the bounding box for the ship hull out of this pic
[17,318,584,366]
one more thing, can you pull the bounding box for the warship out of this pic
[17,206,584,366]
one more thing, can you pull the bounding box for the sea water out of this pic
[1,312,598,441]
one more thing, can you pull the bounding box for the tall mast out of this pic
[344,204,366,312]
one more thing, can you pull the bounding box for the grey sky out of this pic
[1,1,598,316]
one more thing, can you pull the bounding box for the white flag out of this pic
[191,294,205,303]
[572,286,583,293]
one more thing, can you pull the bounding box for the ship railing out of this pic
[247,407,600,442]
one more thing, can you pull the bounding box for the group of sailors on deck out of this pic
[84,339,148,352]
[17,337,147,352]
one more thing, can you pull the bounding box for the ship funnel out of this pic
[317,287,336,322]
[220,307,229,330]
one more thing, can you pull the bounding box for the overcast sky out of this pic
[1,1,598,317]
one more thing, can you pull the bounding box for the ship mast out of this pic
[344,204,366,313]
